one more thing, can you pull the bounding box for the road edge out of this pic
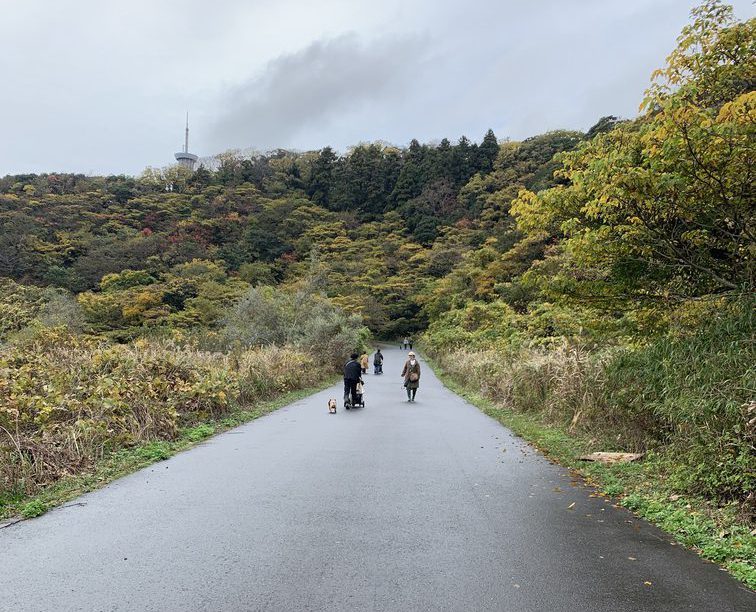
[422,351,756,592]
[1,376,339,526]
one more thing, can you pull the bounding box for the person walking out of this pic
[343,353,362,408]
[401,351,421,402]
[373,349,384,374]
[402,336,409,350]
[360,352,369,374]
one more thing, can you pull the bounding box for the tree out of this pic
[450,136,474,185]
[391,139,427,204]
[477,129,499,173]
[189,166,213,189]
[512,1,755,300]
[585,116,623,140]
[307,147,337,207]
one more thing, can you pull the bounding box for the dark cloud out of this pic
[206,34,428,152]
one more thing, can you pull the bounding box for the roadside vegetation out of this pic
[0,0,752,587]
[0,278,366,518]
[422,1,755,586]
[426,303,755,588]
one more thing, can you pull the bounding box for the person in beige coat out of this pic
[401,351,421,402]
[360,353,369,374]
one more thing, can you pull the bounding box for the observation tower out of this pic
[174,113,198,170]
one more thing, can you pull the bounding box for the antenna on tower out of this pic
[175,111,198,170]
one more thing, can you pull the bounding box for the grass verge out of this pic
[0,376,338,525]
[425,355,756,591]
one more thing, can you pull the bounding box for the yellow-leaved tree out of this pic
[512,0,754,303]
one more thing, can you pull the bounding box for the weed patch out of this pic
[183,424,215,442]
[20,500,47,519]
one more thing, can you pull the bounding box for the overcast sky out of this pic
[1,0,753,176]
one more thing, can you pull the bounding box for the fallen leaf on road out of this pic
[628,557,637,561]
[567,502,576,509]
[644,581,652,586]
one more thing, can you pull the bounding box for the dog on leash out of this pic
[328,398,337,414]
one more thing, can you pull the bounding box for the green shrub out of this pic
[600,300,755,505]
[0,279,82,343]
[222,285,370,368]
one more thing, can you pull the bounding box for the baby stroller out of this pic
[345,380,366,410]
[374,362,383,375]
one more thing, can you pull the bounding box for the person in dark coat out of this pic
[401,351,421,402]
[373,349,383,374]
[344,353,362,407]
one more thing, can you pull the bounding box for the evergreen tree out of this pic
[450,136,473,185]
[477,129,499,173]
[307,147,337,207]
[391,139,426,204]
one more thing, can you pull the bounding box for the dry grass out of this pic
[432,344,640,444]
[0,330,327,496]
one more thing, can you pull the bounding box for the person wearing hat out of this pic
[401,351,421,402]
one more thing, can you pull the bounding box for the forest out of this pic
[0,0,753,585]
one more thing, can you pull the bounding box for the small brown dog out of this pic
[328,398,337,414]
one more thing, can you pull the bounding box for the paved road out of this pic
[1,347,753,611]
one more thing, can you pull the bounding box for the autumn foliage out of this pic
[0,2,753,520]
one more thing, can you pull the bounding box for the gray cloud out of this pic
[0,0,753,174]
[205,34,428,152]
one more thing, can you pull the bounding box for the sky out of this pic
[0,0,753,176]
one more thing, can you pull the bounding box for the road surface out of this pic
[1,346,753,611]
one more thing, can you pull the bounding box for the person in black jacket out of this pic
[343,353,363,407]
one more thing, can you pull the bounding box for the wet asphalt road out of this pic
[1,346,753,612]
